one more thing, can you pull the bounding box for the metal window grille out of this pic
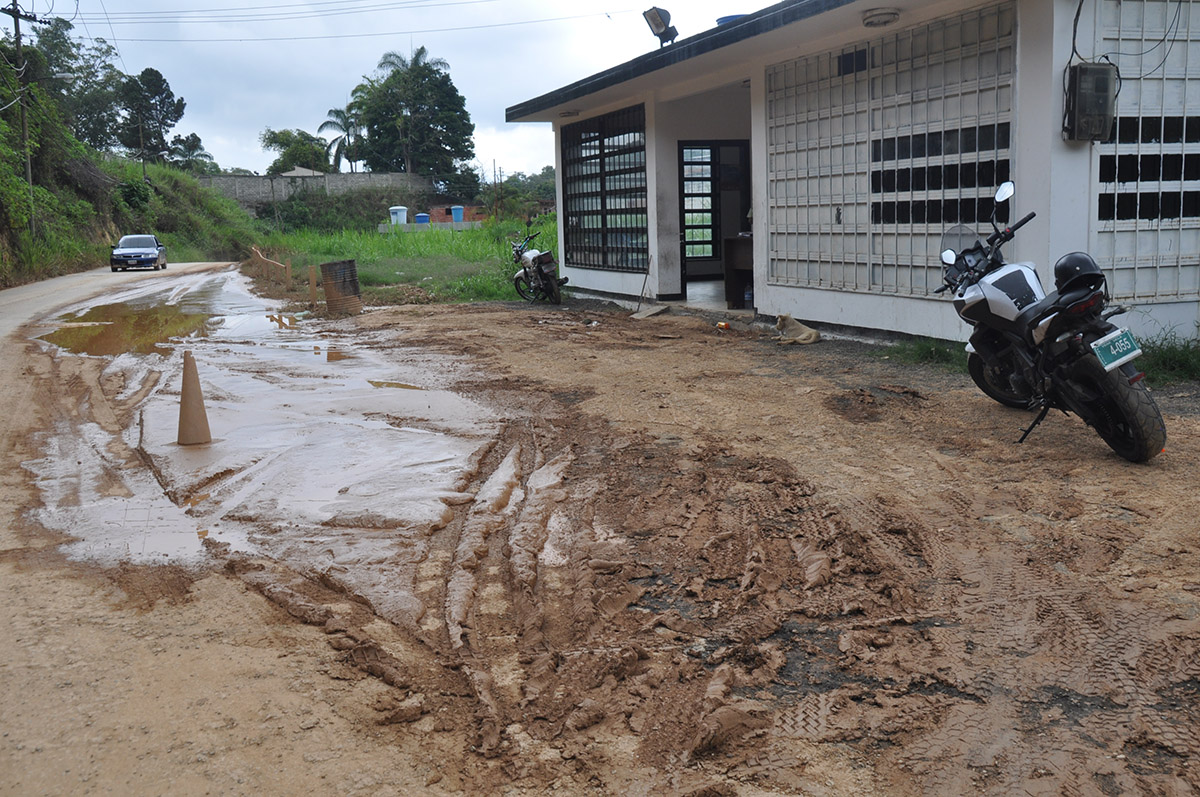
[766,4,1015,296]
[561,105,650,272]
[681,145,720,260]
[1093,0,1200,300]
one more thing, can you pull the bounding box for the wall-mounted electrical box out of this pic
[1064,62,1118,141]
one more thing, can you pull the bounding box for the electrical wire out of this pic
[74,9,638,44]
[69,0,488,18]
[70,0,503,26]
[1128,0,1184,80]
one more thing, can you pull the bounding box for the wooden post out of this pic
[285,259,292,290]
[309,265,318,306]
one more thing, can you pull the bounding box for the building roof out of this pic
[505,0,858,123]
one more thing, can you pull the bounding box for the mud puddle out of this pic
[25,269,500,598]
[14,289,1200,795]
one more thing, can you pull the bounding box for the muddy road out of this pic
[2,266,1199,795]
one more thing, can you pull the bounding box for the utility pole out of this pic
[4,0,40,235]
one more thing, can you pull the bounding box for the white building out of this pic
[507,0,1200,341]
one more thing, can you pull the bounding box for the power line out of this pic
[73,10,639,44]
[70,0,482,17]
[68,0,503,26]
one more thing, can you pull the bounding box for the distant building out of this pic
[508,0,1200,340]
[278,167,326,177]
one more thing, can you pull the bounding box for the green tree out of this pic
[318,106,360,173]
[354,46,474,177]
[440,164,482,204]
[259,128,331,174]
[504,166,556,202]
[33,19,124,151]
[117,68,186,163]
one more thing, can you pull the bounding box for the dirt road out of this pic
[2,273,1199,795]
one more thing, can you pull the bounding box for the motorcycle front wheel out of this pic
[514,273,536,302]
[968,352,1033,409]
[1065,358,1166,463]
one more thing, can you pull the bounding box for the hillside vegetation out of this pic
[0,137,260,287]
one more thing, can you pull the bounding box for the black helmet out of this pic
[1054,252,1105,292]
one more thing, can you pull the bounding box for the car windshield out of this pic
[117,235,157,248]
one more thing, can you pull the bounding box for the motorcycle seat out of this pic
[1014,284,1104,341]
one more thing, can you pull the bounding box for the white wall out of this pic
[650,83,754,297]
[546,0,1198,340]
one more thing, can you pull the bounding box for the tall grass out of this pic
[1140,330,1200,384]
[263,215,556,303]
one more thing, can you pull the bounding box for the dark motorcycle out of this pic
[511,229,566,304]
[937,181,1166,462]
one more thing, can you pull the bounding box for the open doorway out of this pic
[679,141,751,303]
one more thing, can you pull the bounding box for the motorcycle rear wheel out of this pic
[544,273,561,304]
[968,352,1033,409]
[1068,359,1166,463]
[514,274,536,302]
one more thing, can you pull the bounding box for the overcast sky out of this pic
[31,0,752,177]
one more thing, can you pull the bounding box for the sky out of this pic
[27,0,754,178]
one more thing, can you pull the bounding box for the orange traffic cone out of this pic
[177,350,212,445]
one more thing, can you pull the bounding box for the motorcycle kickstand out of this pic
[1017,401,1052,444]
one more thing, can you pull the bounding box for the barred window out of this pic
[561,105,650,272]
[1092,0,1200,300]
[766,3,1015,296]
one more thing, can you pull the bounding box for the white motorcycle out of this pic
[937,182,1166,462]
[511,228,566,304]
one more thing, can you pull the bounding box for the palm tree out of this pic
[318,106,360,173]
[169,133,215,174]
[376,45,448,76]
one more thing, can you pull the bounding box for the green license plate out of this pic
[1091,328,1142,371]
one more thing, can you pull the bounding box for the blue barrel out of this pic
[415,213,430,224]
[451,205,464,223]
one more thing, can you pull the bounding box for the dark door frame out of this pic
[674,140,751,301]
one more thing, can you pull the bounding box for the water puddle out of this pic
[39,303,211,356]
[369,380,425,390]
[27,268,500,575]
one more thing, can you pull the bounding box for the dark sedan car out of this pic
[110,234,167,272]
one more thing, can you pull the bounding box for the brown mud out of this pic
[3,297,1199,795]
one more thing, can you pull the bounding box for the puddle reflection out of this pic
[40,303,211,356]
[30,268,498,573]
[369,380,425,390]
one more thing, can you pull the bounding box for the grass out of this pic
[1139,330,1200,384]
[879,331,1200,386]
[880,337,970,371]
[260,215,554,305]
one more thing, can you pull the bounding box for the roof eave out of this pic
[506,0,857,123]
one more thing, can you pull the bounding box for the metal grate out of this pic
[561,105,650,273]
[766,4,1015,296]
[681,145,721,260]
[1093,0,1200,300]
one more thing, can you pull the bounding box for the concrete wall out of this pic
[542,0,1198,340]
[200,172,434,211]
[651,81,754,298]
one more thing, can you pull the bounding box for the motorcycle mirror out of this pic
[941,249,958,266]
[994,181,1015,204]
